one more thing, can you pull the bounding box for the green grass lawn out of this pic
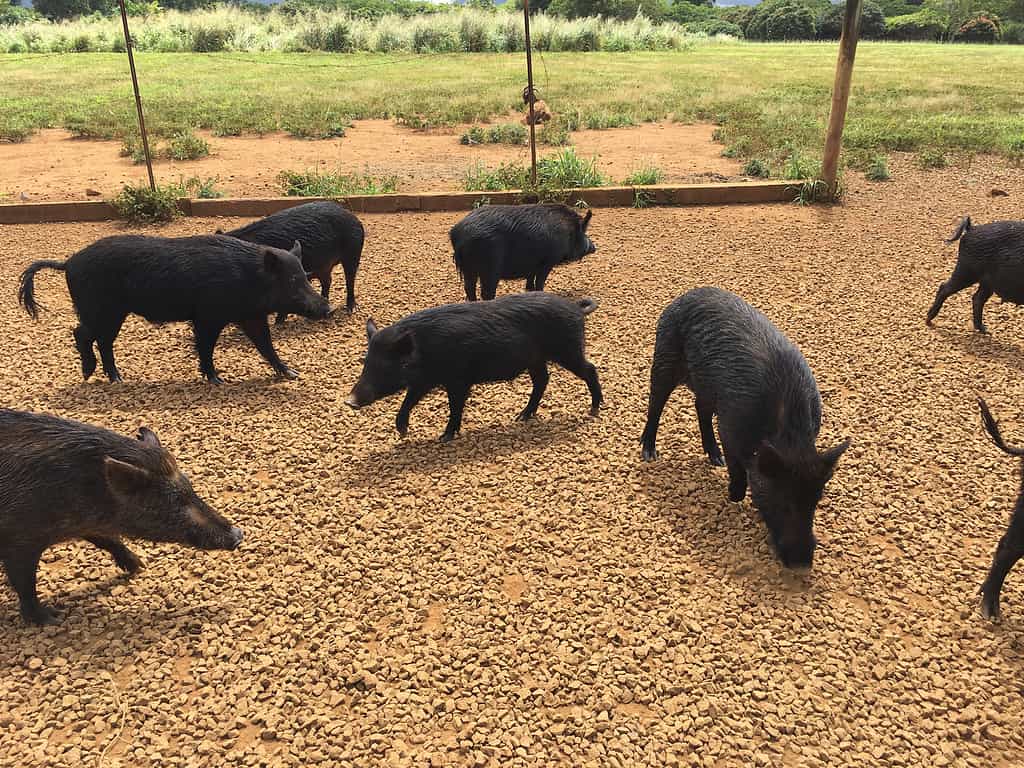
[2,43,1024,172]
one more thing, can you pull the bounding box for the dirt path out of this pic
[1,158,1023,767]
[0,121,740,202]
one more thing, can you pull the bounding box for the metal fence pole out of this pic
[117,0,156,191]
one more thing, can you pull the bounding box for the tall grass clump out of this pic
[111,183,183,224]
[463,148,605,192]
[624,164,665,185]
[865,155,890,181]
[0,8,703,54]
[279,168,398,196]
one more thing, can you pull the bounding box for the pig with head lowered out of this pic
[346,292,603,442]
[640,287,849,569]
[449,204,596,302]
[19,234,331,383]
[219,201,365,322]
[0,410,242,625]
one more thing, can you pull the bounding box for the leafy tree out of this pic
[547,0,670,20]
[666,0,715,23]
[885,7,948,37]
[32,0,113,20]
[817,0,886,38]
[954,12,1001,38]
[765,2,815,38]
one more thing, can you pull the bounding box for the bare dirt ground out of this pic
[2,158,1024,767]
[0,121,739,203]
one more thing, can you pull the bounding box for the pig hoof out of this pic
[346,304,357,315]
[728,482,747,502]
[396,423,409,438]
[24,605,61,626]
[589,405,601,417]
[708,455,726,467]
[976,326,989,335]
[279,367,300,381]
[439,431,457,443]
[515,410,536,422]
[640,446,658,462]
[205,373,224,385]
[115,550,143,575]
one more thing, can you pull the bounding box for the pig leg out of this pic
[84,536,142,575]
[696,397,725,466]
[480,271,499,301]
[396,384,430,437]
[972,284,994,334]
[73,325,98,380]
[926,270,974,326]
[533,266,553,292]
[342,260,358,313]
[440,384,470,442]
[4,548,59,625]
[725,454,748,502]
[274,312,289,325]
[980,505,1024,620]
[194,320,227,384]
[640,364,677,461]
[525,275,536,291]
[462,270,479,302]
[96,315,126,383]
[239,317,298,380]
[557,353,602,417]
[516,364,550,421]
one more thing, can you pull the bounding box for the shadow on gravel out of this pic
[345,414,585,484]
[217,313,349,349]
[0,577,233,656]
[931,325,1024,370]
[638,453,815,597]
[43,377,310,412]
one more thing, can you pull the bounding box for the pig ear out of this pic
[214,228,224,235]
[581,208,592,229]
[366,318,378,341]
[756,442,788,478]
[104,457,154,496]
[136,427,162,449]
[291,240,302,259]
[391,329,416,359]
[819,439,850,477]
[262,248,281,273]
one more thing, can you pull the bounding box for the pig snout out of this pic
[345,381,375,409]
[776,534,816,570]
[586,238,597,255]
[304,295,332,320]
[227,526,244,550]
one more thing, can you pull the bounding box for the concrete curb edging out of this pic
[0,182,801,225]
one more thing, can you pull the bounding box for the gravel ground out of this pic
[2,158,1024,767]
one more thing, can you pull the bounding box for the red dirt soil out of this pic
[0,121,740,203]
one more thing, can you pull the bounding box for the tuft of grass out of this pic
[166,130,210,161]
[743,158,771,178]
[633,189,654,208]
[278,168,398,197]
[177,175,224,199]
[1007,136,1024,164]
[462,149,605,194]
[782,147,816,181]
[865,155,890,182]
[916,149,947,169]
[0,121,32,143]
[462,161,528,192]
[539,121,572,147]
[624,165,665,186]
[111,183,182,224]
[460,123,527,146]
[792,177,841,206]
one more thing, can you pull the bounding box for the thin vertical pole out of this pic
[118,0,156,191]
[821,0,863,198]
[522,0,538,187]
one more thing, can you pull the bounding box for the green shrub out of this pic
[885,9,947,41]
[624,164,665,185]
[684,20,744,37]
[190,24,231,52]
[460,125,486,145]
[765,4,816,40]
[954,14,1001,43]
[459,13,488,51]
[459,123,528,145]
[782,148,816,180]
[166,130,210,161]
[743,158,771,177]
[817,1,886,39]
[1001,21,1024,44]
[865,155,890,181]
[537,148,605,188]
[539,121,572,146]
[278,168,398,196]
[916,148,947,168]
[1006,135,1024,162]
[411,20,458,52]
[462,161,529,191]
[111,183,182,224]
[178,175,224,198]
[324,19,355,51]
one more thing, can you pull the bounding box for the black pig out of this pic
[19,234,331,383]
[640,287,849,568]
[345,292,603,442]
[0,410,242,625]
[449,204,596,301]
[977,398,1024,620]
[926,217,1024,334]
[220,201,365,322]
